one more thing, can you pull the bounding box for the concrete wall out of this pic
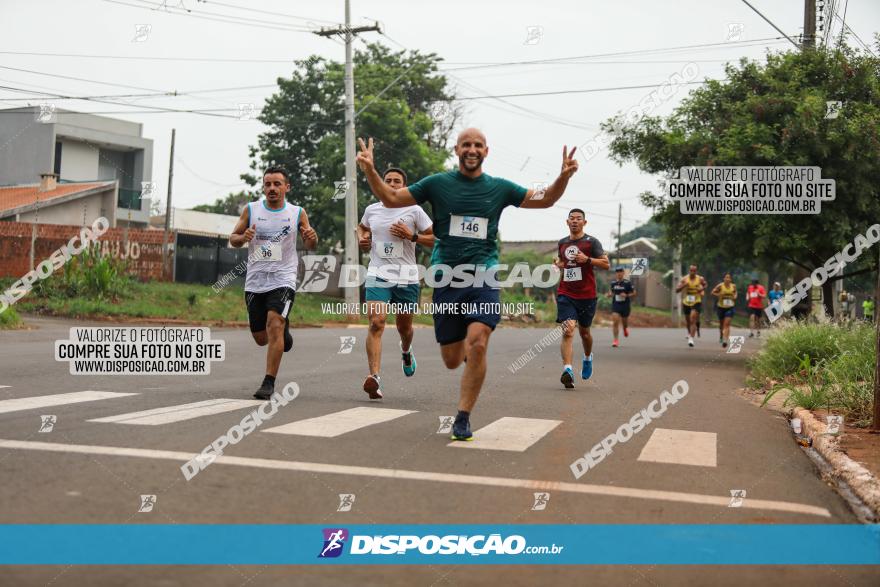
[0,219,170,280]
[0,109,53,185]
[59,139,99,181]
[15,188,118,228]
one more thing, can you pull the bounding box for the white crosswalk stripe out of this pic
[0,391,137,415]
[447,417,562,452]
[263,407,416,438]
[88,399,265,426]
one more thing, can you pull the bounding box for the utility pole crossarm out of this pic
[313,22,382,37]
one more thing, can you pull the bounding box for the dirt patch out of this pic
[839,427,880,483]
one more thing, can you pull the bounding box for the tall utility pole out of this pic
[162,128,176,278]
[672,244,682,328]
[616,203,622,267]
[164,128,176,233]
[803,0,817,48]
[315,3,381,307]
[873,246,880,431]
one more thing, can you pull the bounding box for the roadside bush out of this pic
[35,246,132,301]
[752,319,876,426]
[0,306,22,329]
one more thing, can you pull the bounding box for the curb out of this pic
[792,407,880,520]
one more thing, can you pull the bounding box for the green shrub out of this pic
[34,245,132,300]
[0,306,22,329]
[752,320,876,426]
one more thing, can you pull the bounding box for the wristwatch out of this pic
[586,257,592,266]
[410,232,419,243]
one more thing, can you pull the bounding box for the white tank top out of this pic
[244,199,301,293]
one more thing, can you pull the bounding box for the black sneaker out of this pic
[450,413,473,441]
[283,319,293,352]
[253,381,274,400]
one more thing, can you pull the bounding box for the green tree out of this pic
[191,191,255,216]
[240,43,458,251]
[604,45,880,315]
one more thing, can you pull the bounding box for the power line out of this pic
[738,1,801,49]
[437,37,795,72]
[195,0,340,25]
[449,80,707,101]
[102,0,318,33]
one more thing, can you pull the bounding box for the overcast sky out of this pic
[2,0,877,246]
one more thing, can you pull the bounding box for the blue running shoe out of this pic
[560,367,575,389]
[401,342,416,377]
[581,353,593,380]
[450,413,473,441]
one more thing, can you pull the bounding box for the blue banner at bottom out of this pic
[1,525,878,565]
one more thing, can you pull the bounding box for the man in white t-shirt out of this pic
[356,167,434,399]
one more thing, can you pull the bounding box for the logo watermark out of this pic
[138,495,156,513]
[727,335,745,353]
[181,383,299,480]
[668,166,835,214]
[580,62,700,161]
[524,25,543,45]
[38,415,56,433]
[36,102,57,123]
[726,23,744,41]
[531,492,550,511]
[319,528,348,558]
[55,327,225,375]
[132,24,152,42]
[570,380,689,479]
[825,100,842,120]
[338,336,356,354]
[766,224,880,322]
[509,326,564,374]
[728,489,746,508]
[437,416,454,434]
[1,217,109,315]
[337,494,356,512]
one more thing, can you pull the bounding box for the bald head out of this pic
[456,127,487,146]
[454,128,489,176]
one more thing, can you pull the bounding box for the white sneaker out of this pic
[687,337,695,347]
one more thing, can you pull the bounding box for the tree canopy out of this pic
[237,43,458,251]
[604,45,880,313]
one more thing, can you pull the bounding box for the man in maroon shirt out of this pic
[553,209,610,388]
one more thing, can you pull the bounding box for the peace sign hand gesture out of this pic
[356,138,375,172]
[560,145,579,180]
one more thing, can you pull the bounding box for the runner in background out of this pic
[768,282,784,312]
[675,265,706,348]
[554,209,610,388]
[863,296,875,323]
[230,166,318,400]
[747,278,767,337]
[711,272,737,348]
[606,266,635,348]
[357,167,434,399]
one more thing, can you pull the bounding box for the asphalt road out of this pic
[0,316,876,586]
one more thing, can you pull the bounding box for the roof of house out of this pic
[0,181,115,215]
[151,207,239,236]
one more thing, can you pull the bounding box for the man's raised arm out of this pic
[356,137,417,208]
[520,145,579,209]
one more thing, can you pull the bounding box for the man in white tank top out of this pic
[230,166,317,399]
[356,167,434,399]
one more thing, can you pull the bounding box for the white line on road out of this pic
[0,386,10,389]
[638,428,718,467]
[88,399,265,425]
[0,439,831,518]
[263,407,416,438]
[0,391,137,415]
[447,417,562,452]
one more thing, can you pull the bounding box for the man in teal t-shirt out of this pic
[356,128,579,441]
